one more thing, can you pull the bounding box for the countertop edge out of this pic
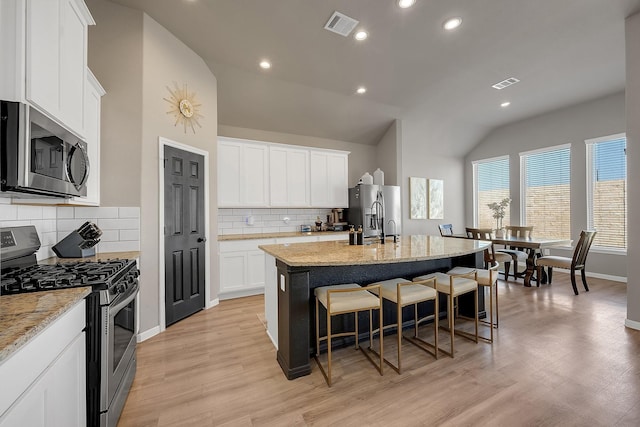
[219,231,348,241]
[0,287,92,363]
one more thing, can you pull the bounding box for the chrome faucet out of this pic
[370,198,385,244]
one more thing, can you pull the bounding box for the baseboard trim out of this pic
[625,318,640,331]
[138,326,160,342]
[207,298,219,309]
[266,330,278,350]
[546,268,627,283]
[219,288,264,301]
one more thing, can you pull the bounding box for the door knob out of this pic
[197,237,207,243]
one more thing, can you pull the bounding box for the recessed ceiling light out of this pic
[398,0,416,8]
[443,17,462,31]
[259,60,271,69]
[501,101,511,108]
[354,30,368,41]
[356,87,367,94]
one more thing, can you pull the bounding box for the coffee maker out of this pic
[328,208,348,231]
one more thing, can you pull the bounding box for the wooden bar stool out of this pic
[314,283,383,387]
[413,271,478,357]
[368,277,439,374]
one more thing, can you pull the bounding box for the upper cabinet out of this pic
[26,0,93,137]
[1,0,94,138]
[310,150,349,208]
[218,138,270,207]
[217,137,349,208]
[269,146,310,207]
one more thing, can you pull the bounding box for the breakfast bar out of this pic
[259,235,490,379]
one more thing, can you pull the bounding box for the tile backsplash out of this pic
[0,197,140,260]
[218,208,333,235]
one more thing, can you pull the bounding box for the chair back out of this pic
[465,227,497,267]
[438,224,453,236]
[572,230,597,269]
[465,227,493,240]
[505,226,533,238]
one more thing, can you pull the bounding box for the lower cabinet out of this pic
[0,300,86,427]
[219,239,275,300]
[219,234,348,302]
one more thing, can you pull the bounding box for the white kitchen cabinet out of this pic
[218,138,270,207]
[309,150,349,208]
[0,300,86,427]
[25,0,94,137]
[219,239,275,299]
[269,146,310,207]
[216,136,349,208]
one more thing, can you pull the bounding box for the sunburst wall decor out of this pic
[163,81,203,134]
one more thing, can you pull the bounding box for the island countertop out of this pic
[259,235,490,266]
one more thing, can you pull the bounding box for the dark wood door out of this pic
[164,145,206,326]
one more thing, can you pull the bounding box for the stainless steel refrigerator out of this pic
[347,184,401,239]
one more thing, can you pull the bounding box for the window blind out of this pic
[474,156,510,229]
[521,146,571,240]
[586,135,627,250]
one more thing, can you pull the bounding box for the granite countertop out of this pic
[259,235,490,266]
[218,231,348,241]
[0,287,91,363]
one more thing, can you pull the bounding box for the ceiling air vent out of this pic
[324,11,359,37]
[492,77,520,90]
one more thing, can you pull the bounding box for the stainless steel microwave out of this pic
[0,101,89,198]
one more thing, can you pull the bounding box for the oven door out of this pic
[101,281,138,413]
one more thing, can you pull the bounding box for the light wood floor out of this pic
[118,273,640,426]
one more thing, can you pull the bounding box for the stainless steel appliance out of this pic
[346,184,401,239]
[0,225,138,427]
[0,101,89,198]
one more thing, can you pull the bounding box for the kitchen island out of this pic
[259,235,490,379]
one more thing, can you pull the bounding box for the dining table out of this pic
[491,236,572,286]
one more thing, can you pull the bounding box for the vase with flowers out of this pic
[487,197,511,238]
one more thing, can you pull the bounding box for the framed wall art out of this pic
[409,177,427,219]
[428,179,444,219]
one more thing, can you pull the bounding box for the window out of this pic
[586,134,627,250]
[473,156,510,229]
[520,145,571,240]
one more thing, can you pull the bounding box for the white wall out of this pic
[466,92,627,279]
[87,1,218,335]
[399,119,466,236]
[376,120,400,186]
[625,12,640,327]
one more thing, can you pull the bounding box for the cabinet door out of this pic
[58,0,86,134]
[218,142,242,206]
[242,143,269,206]
[327,153,349,207]
[247,250,266,288]
[218,139,269,207]
[269,146,309,207]
[310,151,329,207]
[0,333,86,427]
[25,0,60,116]
[219,251,246,294]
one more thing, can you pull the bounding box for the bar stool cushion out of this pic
[413,272,477,296]
[447,266,496,287]
[368,278,437,305]
[315,283,380,314]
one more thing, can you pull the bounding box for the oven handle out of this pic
[109,280,139,316]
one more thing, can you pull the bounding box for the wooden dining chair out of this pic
[536,230,597,295]
[465,228,512,279]
[496,226,533,279]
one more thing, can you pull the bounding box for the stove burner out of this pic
[0,259,138,296]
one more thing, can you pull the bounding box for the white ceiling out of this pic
[107,0,640,154]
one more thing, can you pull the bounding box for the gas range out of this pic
[0,259,139,303]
